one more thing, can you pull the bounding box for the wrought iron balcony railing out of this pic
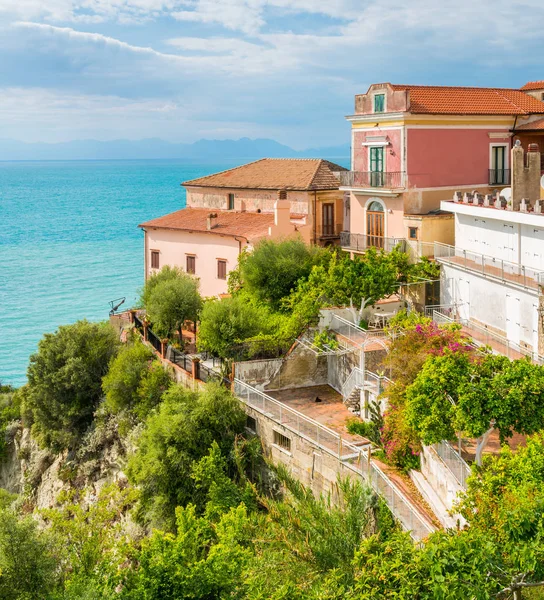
[488,168,510,186]
[335,170,405,189]
[340,232,406,253]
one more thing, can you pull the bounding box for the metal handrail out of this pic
[335,170,406,189]
[233,379,434,540]
[434,242,544,290]
[432,309,544,365]
[340,232,406,253]
[432,441,471,488]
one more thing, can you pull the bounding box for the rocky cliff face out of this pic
[0,419,131,510]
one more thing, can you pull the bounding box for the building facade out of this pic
[339,82,544,255]
[438,143,544,360]
[140,159,347,296]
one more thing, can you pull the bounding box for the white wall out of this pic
[441,263,539,350]
[145,228,243,297]
[455,213,544,272]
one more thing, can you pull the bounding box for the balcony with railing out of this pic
[340,232,406,253]
[319,222,343,240]
[488,168,510,186]
[434,242,544,291]
[335,170,405,190]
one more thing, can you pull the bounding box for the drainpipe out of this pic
[510,115,519,148]
[143,228,148,281]
[313,191,317,245]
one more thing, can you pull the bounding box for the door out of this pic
[506,293,521,346]
[503,223,516,264]
[322,203,335,237]
[491,146,507,185]
[366,200,384,248]
[369,147,384,187]
[532,302,539,357]
[457,278,470,322]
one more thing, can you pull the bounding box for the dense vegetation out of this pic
[3,237,544,598]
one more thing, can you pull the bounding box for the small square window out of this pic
[408,227,419,240]
[246,415,257,432]
[273,430,291,452]
[151,250,160,269]
[228,193,235,210]
[186,255,196,274]
[217,259,227,280]
[541,92,544,101]
[374,93,385,113]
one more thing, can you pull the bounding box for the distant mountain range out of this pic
[0,137,350,161]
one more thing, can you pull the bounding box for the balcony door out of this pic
[322,203,335,237]
[369,147,384,187]
[491,145,507,185]
[366,200,384,248]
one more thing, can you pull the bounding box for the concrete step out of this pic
[410,470,460,529]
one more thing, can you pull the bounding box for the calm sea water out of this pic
[0,159,245,387]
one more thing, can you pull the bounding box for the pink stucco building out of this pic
[339,82,544,254]
[139,159,346,297]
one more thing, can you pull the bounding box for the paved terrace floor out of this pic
[266,385,362,444]
[266,384,438,530]
[439,255,539,291]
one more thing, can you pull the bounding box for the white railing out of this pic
[432,309,544,365]
[234,379,435,540]
[434,242,544,290]
[341,367,365,401]
[330,314,392,348]
[432,441,471,489]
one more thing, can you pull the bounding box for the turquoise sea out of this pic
[0,159,244,387]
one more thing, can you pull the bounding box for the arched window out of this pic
[366,199,385,248]
[367,200,384,212]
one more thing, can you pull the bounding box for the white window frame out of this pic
[363,197,387,238]
[489,143,509,170]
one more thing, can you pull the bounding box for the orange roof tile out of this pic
[388,84,544,115]
[515,117,544,131]
[139,208,274,243]
[182,158,347,190]
[521,81,544,91]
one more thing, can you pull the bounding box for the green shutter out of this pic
[374,94,385,113]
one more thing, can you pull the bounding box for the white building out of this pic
[437,144,544,360]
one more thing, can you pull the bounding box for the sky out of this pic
[0,1,543,149]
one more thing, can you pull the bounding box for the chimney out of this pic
[511,141,541,209]
[206,213,217,230]
[273,190,290,231]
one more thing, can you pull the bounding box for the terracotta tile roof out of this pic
[516,117,544,130]
[182,158,347,190]
[521,81,544,91]
[389,84,544,115]
[139,208,274,243]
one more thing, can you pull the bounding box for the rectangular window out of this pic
[273,430,291,452]
[217,259,227,280]
[151,250,160,269]
[490,145,507,185]
[409,227,419,240]
[228,193,235,210]
[322,203,335,236]
[369,146,384,186]
[374,93,385,113]
[186,255,196,274]
[246,415,257,432]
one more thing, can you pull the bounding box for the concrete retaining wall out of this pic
[266,344,328,391]
[234,358,284,390]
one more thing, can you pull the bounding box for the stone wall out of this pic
[233,358,284,390]
[511,144,541,209]
[265,344,328,390]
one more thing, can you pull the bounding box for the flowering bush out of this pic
[379,322,476,471]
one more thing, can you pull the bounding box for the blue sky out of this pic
[0,1,543,149]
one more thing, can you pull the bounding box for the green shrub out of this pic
[24,320,120,451]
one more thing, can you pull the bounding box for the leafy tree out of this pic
[197,296,274,359]
[127,382,247,530]
[0,510,59,599]
[102,339,171,419]
[24,320,119,451]
[118,503,253,600]
[406,352,544,465]
[139,265,183,308]
[0,385,21,459]
[145,268,202,342]
[240,238,323,309]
